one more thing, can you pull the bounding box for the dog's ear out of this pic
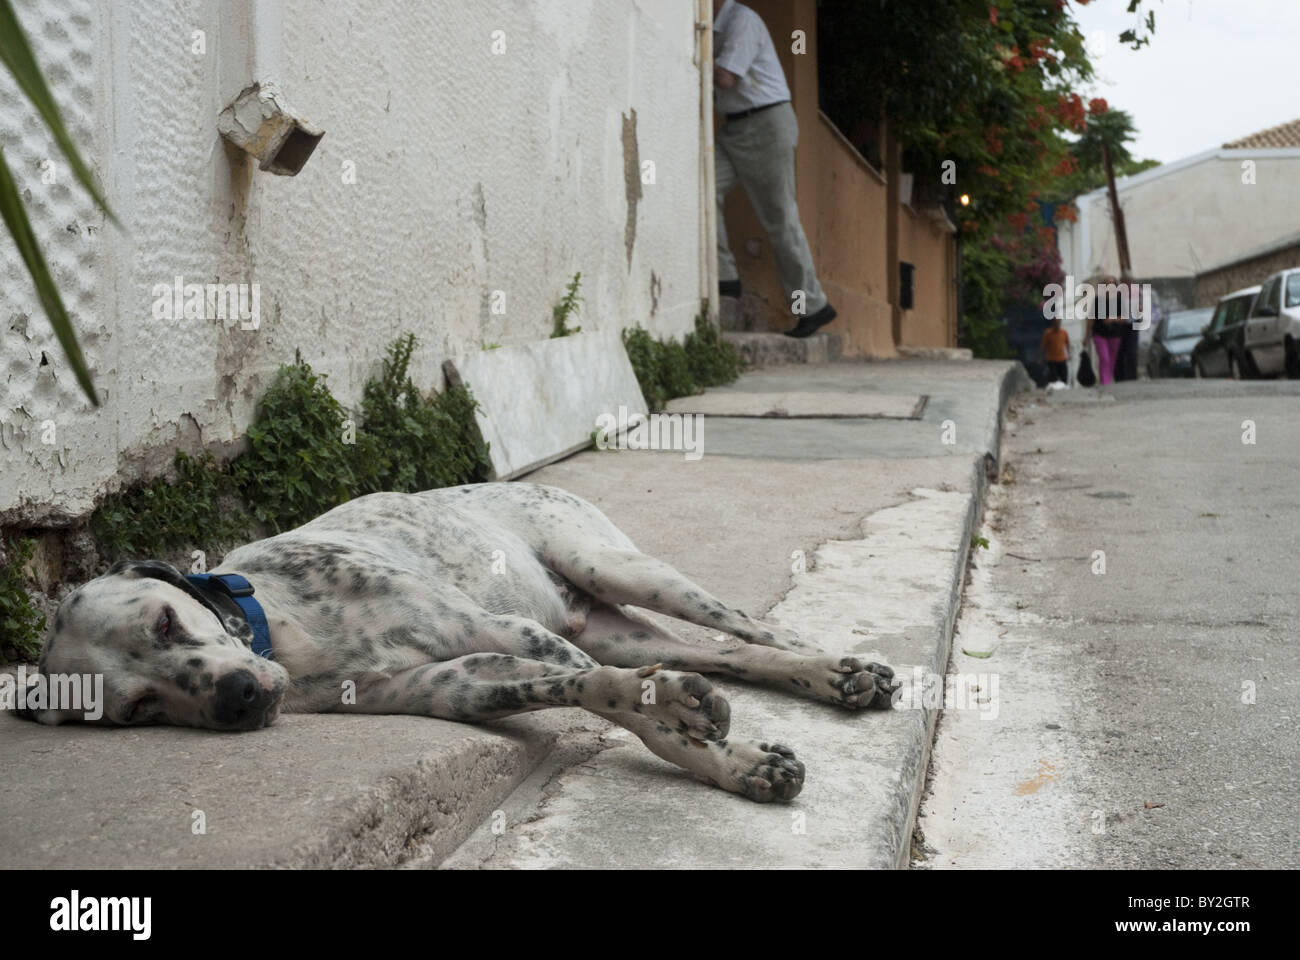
[108,558,185,582]
[108,560,228,626]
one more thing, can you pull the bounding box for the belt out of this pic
[724,100,789,122]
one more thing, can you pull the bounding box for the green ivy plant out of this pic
[92,451,249,560]
[684,310,739,386]
[90,336,492,545]
[622,314,741,413]
[231,351,360,533]
[0,534,46,662]
[353,333,492,496]
[551,272,583,338]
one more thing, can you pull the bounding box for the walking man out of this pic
[713,0,836,338]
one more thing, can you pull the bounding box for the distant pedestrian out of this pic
[1115,283,1143,382]
[1085,274,1126,385]
[712,0,836,339]
[1039,315,1071,385]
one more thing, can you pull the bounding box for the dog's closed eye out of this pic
[156,605,176,639]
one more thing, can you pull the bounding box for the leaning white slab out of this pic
[448,329,647,480]
[663,390,925,419]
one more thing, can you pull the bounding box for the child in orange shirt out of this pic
[1040,317,1071,385]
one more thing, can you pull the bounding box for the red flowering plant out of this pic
[988,202,1065,312]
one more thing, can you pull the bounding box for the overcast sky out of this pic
[1070,0,1300,164]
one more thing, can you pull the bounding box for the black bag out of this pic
[1076,349,1097,387]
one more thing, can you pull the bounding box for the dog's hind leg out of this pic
[572,603,897,710]
[496,484,806,650]
[545,543,814,652]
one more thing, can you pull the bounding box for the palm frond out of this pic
[0,144,98,404]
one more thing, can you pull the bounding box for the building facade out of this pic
[1056,117,1300,339]
[1,0,709,524]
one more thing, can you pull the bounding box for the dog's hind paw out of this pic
[727,740,805,802]
[791,655,899,710]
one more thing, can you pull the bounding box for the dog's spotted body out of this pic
[32,483,898,802]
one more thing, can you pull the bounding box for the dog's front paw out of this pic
[793,655,899,710]
[625,665,731,741]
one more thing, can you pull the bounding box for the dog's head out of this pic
[24,560,288,731]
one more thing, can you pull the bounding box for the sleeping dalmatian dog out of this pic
[25,482,898,803]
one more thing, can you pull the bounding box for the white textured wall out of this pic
[1,0,704,524]
[1068,151,1300,281]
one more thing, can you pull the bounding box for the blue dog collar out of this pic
[186,573,273,660]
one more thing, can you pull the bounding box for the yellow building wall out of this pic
[898,205,958,348]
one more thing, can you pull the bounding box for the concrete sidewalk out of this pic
[0,358,1026,870]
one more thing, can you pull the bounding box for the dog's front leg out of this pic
[347,656,802,802]
[598,712,806,803]
[338,655,728,739]
[339,656,802,802]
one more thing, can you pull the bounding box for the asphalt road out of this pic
[916,378,1300,869]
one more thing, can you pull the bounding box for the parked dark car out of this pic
[1147,307,1214,378]
[1191,285,1260,379]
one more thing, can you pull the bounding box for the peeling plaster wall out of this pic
[1,0,703,524]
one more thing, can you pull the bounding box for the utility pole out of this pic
[1102,140,1141,381]
[1101,141,1133,283]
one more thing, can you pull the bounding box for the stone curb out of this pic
[882,360,1026,867]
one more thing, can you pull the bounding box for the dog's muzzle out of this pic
[212,670,279,730]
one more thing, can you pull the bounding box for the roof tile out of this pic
[1223,117,1300,149]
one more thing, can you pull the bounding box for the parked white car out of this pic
[1243,267,1300,377]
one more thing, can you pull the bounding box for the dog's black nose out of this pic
[212,670,272,729]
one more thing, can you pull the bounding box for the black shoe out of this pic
[719,279,742,298]
[783,303,836,338]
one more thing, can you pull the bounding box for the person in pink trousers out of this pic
[1084,274,1127,385]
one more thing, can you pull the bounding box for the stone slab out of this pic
[449,328,647,480]
[664,390,926,419]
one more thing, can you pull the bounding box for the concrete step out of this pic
[723,330,843,367]
[719,291,771,332]
[898,346,974,362]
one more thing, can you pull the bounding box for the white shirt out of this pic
[713,0,791,115]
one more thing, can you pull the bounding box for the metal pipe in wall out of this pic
[697,0,719,326]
